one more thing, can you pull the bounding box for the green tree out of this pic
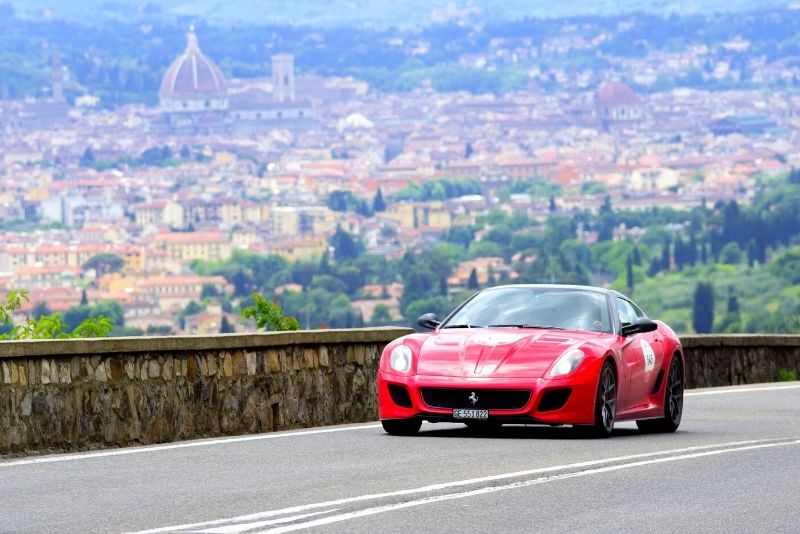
[719,242,743,265]
[63,300,124,332]
[241,292,300,331]
[83,253,125,278]
[80,147,95,167]
[0,290,113,340]
[329,225,364,262]
[692,282,715,334]
[220,315,235,333]
[372,188,386,212]
[626,255,635,295]
[467,267,479,289]
[370,304,393,326]
[32,301,51,320]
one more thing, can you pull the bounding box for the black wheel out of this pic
[579,360,616,438]
[637,356,683,433]
[381,418,422,436]
[464,420,502,435]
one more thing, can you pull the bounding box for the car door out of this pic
[617,297,664,412]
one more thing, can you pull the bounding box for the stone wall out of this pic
[682,334,800,388]
[1,331,798,456]
[0,328,411,456]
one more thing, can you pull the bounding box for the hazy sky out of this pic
[7,0,792,27]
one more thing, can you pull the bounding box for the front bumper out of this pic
[378,371,598,426]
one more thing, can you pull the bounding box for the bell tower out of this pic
[271,53,295,103]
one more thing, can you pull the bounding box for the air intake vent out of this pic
[651,370,665,395]
[538,388,572,412]
[388,384,413,408]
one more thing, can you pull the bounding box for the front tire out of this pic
[580,360,617,438]
[637,355,683,433]
[381,418,422,436]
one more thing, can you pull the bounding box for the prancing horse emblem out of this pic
[468,392,479,406]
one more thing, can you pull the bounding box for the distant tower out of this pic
[271,53,295,103]
[51,53,64,102]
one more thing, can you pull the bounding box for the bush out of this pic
[0,290,113,340]
[777,368,797,382]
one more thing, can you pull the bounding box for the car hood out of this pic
[416,328,606,378]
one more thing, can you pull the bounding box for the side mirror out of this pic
[416,313,441,330]
[621,318,658,336]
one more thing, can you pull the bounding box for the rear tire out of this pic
[637,355,683,433]
[381,418,422,436]
[578,360,616,438]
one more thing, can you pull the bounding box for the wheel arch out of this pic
[593,352,619,408]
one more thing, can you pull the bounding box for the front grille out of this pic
[420,388,531,410]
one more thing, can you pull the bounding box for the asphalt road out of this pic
[2,382,799,534]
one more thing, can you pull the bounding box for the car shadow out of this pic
[415,424,649,440]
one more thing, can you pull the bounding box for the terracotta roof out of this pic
[150,232,227,244]
[597,81,637,107]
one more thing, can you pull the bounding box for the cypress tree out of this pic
[688,232,698,266]
[727,292,739,314]
[372,188,386,212]
[631,246,642,266]
[692,282,715,334]
[661,241,671,271]
[220,316,235,333]
[626,255,635,295]
[467,268,479,289]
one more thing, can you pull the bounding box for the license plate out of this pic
[453,409,489,420]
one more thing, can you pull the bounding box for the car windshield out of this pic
[442,287,612,333]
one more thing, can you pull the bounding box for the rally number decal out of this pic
[639,339,656,373]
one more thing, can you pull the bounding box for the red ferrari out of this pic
[378,284,684,437]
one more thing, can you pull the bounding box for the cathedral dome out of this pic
[596,81,637,108]
[159,29,228,111]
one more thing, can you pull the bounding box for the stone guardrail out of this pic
[0,328,412,456]
[1,331,798,456]
[681,334,800,388]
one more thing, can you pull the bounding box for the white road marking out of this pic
[2,382,797,471]
[198,510,339,533]
[0,424,381,469]
[686,383,800,396]
[255,439,800,533]
[131,437,798,534]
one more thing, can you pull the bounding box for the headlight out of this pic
[548,348,585,377]
[389,345,413,373]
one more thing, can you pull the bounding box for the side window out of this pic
[616,298,638,326]
[630,301,647,319]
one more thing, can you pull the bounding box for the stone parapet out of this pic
[680,334,800,388]
[0,328,411,456]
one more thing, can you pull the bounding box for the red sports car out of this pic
[378,284,684,437]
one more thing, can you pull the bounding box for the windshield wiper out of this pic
[442,324,484,329]
[488,324,565,330]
